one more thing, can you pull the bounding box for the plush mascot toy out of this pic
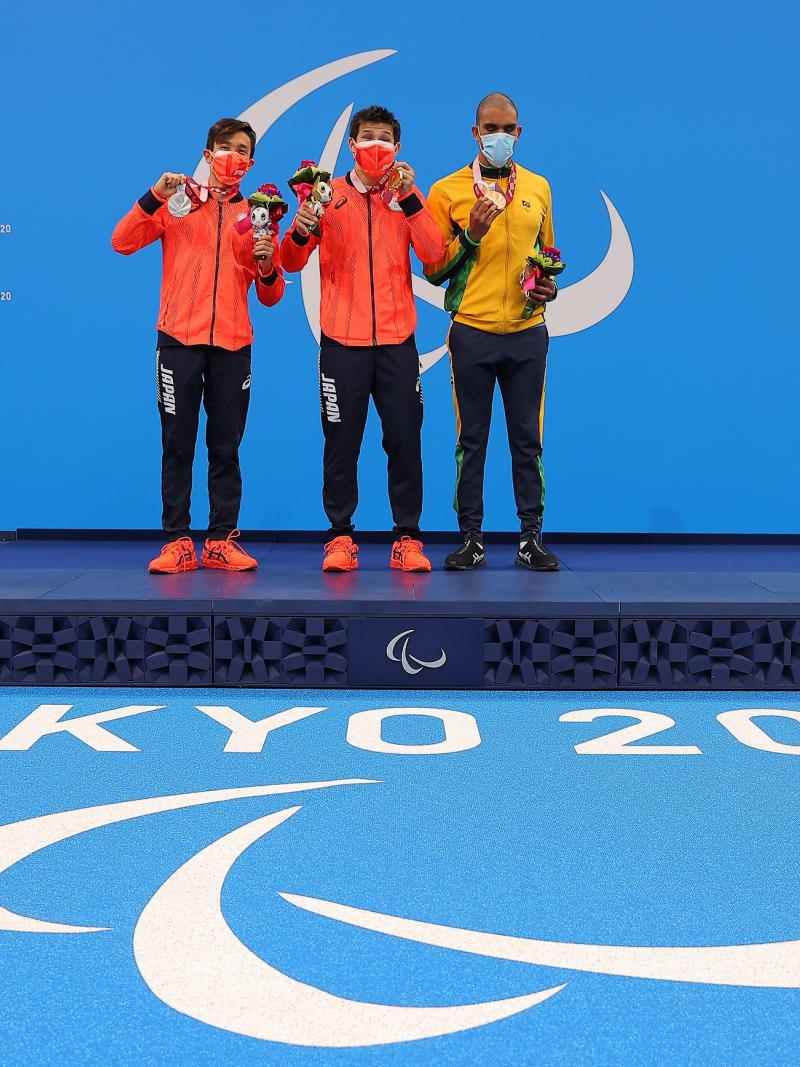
[235,183,288,259]
[288,160,333,236]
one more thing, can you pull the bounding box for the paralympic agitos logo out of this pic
[193,50,635,372]
[1,699,799,1049]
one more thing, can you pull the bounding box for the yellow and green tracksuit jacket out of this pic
[425,163,556,333]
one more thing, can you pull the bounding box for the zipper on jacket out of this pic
[209,200,224,346]
[366,193,378,346]
[503,188,510,329]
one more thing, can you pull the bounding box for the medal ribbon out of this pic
[471,156,516,205]
[179,176,242,208]
[350,166,402,203]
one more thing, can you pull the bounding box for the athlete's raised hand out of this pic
[468,198,502,241]
[153,172,187,199]
[393,161,415,197]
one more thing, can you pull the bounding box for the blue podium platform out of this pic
[1,537,800,690]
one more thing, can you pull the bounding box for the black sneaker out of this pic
[444,539,486,570]
[515,537,560,571]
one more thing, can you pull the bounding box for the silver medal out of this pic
[168,182,192,218]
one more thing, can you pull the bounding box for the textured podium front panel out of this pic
[77,616,148,685]
[619,619,691,687]
[620,618,800,689]
[484,619,551,687]
[0,614,213,687]
[484,618,619,688]
[549,619,619,688]
[141,616,213,685]
[213,616,285,685]
[214,616,348,686]
[750,619,800,687]
[682,619,759,689]
[0,616,80,684]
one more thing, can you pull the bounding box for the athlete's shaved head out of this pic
[475,92,518,125]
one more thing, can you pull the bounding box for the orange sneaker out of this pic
[390,536,431,573]
[148,537,198,574]
[201,530,258,571]
[322,535,359,572]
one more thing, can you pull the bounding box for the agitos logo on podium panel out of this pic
[348,618,485,685]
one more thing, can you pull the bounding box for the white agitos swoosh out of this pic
[0,780,377,933]
[3,781,799,1048]
[282,892,800,989]
[133,809,563,1047]
[193,50,397,186]
[216,52,634,372]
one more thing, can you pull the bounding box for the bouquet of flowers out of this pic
[520,245,566,319]
[288,160,333,235]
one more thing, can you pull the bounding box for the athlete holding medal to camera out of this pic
[112,118,285,574]
[281,105,447,573]
[426,92,561,572]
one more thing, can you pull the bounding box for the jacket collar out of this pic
[477,162,512,179]
[205,189,245,204]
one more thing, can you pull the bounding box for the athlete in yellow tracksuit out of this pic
[426,92,560,571]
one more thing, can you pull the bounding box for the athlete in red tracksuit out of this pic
[281,105,447,572]
[112,117,284,573]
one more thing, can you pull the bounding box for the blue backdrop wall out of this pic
[0,2,795,533]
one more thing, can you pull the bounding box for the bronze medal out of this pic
[482,186,507,211]
[472,158,516,212]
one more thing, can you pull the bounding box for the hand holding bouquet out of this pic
[520,245,565,319]
[288,160,333,236]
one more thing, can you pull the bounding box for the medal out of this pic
[387,167,404,192]
[381,167,405,207]
[472,156,517,211]
[481,186,507,211]
[167,182,192,218]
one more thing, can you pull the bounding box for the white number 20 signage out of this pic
[560,708,800,755]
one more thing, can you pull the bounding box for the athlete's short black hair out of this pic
[206,118,256,158]
[349,105,401,143]
[475,92,519,125]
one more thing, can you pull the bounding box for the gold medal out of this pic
[481,186,507,211]
[387,167,404,191]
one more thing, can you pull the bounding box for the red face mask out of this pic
[354,140,397,179]
[207,150,253,186]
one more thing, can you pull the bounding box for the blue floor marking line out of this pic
[0,687,797,1065]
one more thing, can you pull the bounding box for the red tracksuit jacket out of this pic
[281,175,446,346]
[112,186,284,350]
